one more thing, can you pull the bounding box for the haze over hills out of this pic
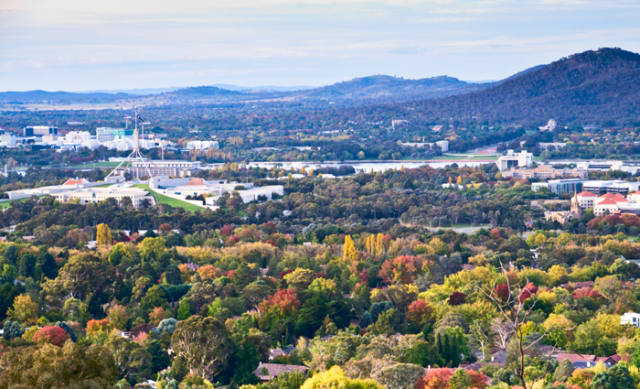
[0,74,491,106]
[1,48,639,125]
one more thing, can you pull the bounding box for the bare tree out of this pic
[478,265,548,389]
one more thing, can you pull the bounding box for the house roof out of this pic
[577,191,596,197]
[186,178,205,186]
[254,363,308,381]
[598,199,624,205]
[600,193,627,201]
[63,178,87,186]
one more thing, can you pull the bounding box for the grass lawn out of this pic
[0,197,31,210]
[133,184,204,212]
[63,161,120,169]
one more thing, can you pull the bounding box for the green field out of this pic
[133,184,204,212]
[62,161,120,169]
[0,201,10,210]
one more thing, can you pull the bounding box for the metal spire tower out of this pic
[105,108,153,181]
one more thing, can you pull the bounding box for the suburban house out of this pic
[621,312,640,327]
[254,362,308,382]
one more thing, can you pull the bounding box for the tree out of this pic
[97,223,113,246]
[171,315,233,380]
[33,326,70,347]
[62,297,89,323]
[449,369,471,389]
[480,267,547,389]
[108,304,129,330]
[301,366,381,389]
[105,336,152,385]
[570,313,623,356]
[2,320,23,341]
[590,364,634,389]
[0,342,117,388]
[378,256,425,284]
[375,363,424,389]
[343,235,357,263]
[7,293,38,323]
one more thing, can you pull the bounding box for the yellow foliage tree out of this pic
[8,294,39,323]
[301,366,381,389]
[343,235,357,263]
[96,223,112,246]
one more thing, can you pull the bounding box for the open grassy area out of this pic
[60,161,120,169]
[0,201,10,210]
[133,184,204,212]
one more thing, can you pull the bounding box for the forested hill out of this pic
[296,75,489,100]
[398,48,640,124]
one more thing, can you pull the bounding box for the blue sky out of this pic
[1,0,639,91]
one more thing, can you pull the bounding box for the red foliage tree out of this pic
[259,288,301,313]
[495,282,510,302]
[448,291,467,306]
[406,300,434,327]
[416,368,488,389]
[378,255,424,284]
[573,287,602,300]
[519,282,538,303]
[33,326,70,347]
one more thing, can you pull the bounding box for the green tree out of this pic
[590,364,634,389]
[0,342,117,388]
[171,315,234,380]
[449,369,471,389]
[105,336,153,385]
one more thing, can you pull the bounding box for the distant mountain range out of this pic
[0,74,492,106]
[1,47,639,124]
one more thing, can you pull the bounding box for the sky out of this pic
[1,0,639,91]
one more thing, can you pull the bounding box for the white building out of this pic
[575,191,597,209]
[496,150,534,172]
[186,140,219,150]
[24,126,58,137]
[52,187,154,208]
[150,176,283,208]
[539,119,557,131]
[621,312,640,327]
[131,160,201,177]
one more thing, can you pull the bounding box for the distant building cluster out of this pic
[150,176,284,209]
[398,140,449,152]
[502,164,587,180]
[573,190,640,216]
[533,179,640,196]
[52,186,154,208]
[0,125,218,153]
[496,150,534,171]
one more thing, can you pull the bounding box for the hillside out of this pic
[403,48,640,123]
[0,90,135,105]
[297,75,489,100]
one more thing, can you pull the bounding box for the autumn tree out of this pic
[301,366,381,389]
[7,293,39,323]
[97,223,113,246]
[343,234,357,263]
[33,326,70,347]
[378,255,425,284]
